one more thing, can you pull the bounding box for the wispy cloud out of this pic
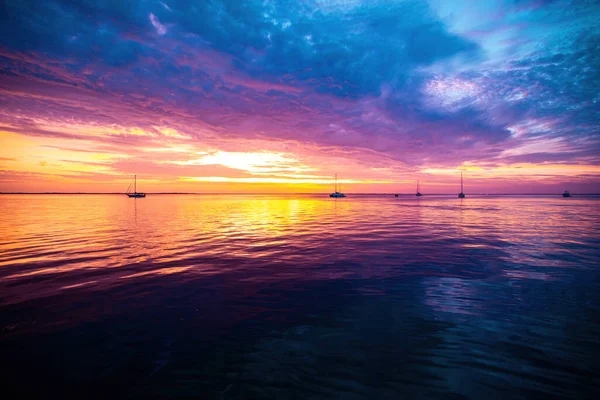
[160,2,172,12]
[149,13,167,35]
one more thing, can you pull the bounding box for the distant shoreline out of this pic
[1,192,599,196]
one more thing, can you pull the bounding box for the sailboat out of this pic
[329,174,346,198]
[458,172,465,198]
[126,175,146,198]
[562,190,572,197]
[416,180,422,197]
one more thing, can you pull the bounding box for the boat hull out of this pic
[127,193,146,198]
[458,193,465,198]
[330,193,346,198]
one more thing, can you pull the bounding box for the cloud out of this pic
[149,13,167,35]
[0,0,599,192]
[160,2,172,12]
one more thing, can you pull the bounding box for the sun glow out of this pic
[179,176,373,184]
[173,151,313,174]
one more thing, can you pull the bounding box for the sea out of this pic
[0,194,599,399]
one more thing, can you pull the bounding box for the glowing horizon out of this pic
[1,1,599,194]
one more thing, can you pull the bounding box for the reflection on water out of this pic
[1,194,599,398]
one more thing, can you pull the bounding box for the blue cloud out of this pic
[1,1,480,94]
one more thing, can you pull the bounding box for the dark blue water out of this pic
[1,194,599,399]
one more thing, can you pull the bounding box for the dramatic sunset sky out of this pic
[1,0,599,193]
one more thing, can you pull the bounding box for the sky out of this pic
[1,0,599,193]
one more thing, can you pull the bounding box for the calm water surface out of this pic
[1,194,599,399]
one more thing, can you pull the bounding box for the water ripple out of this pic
[0,194,599,398]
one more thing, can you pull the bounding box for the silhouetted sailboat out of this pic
[563,190,571,197]
[416,180,422,197]
[127,175,146,198]
[458,172,465,198]
[330,174,346,198]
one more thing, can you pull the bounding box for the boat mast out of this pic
[335,174,337,192]
[134,175,136,194]
[461,172,463,193]
[417,180,420,193]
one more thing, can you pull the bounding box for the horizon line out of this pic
[1,192,599,196]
